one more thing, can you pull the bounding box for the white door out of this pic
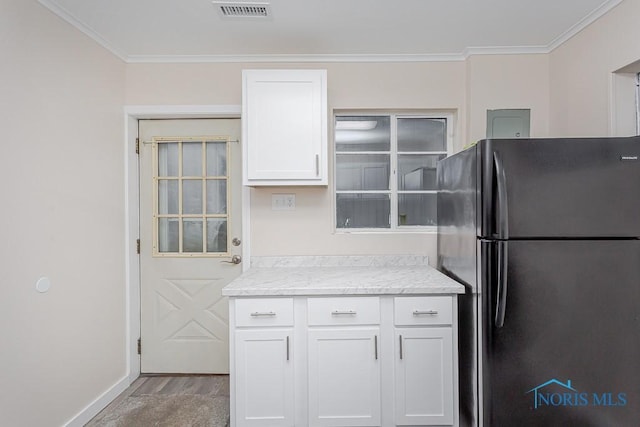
[139,119,242,373]
[235,329,295,427]
[308,328,381,427]
[394,328,454,425]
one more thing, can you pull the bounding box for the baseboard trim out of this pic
[63,375,133,426]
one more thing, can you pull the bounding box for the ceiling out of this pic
[39,0,621,63]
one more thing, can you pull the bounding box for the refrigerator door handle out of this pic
[493,151,509,239]
[495,241,508,328]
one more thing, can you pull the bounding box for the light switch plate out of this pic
[272,194,296,211]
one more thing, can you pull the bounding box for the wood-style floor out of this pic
[86,375,230,426]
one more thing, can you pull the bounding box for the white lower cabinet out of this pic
[308,328,381,427]
[394,328,454,425]
[234,329,294,427]
[230,295,458,427]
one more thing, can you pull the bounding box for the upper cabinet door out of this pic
[242,69,328,186]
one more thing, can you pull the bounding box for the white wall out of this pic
[550,0,640,136]
[0,1,126,425]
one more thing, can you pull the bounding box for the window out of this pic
[153,137,230,256]
[334,113,452,230]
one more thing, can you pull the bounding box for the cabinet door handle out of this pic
[331,310,356,315]
[399,335,403,360]
[250,311,276,317]
[286,336,290,361]
[374,335,378,360]
[315,154,319,176]
[413,310,438,316]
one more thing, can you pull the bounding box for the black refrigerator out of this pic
[436,137,640,427]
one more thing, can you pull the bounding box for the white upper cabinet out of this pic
[242,69,328,186]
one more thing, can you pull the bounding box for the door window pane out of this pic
[398,154,446,191]
[398,194,437,226]
[206,180,227,214]
[183,219,203,252]
[337,194,390,229]
[158,180,179,214]
[158,143,179,176]
[207,141,227,176]
[397,118,446,152]
[207,219,228,253]
[336,154,390,191]
[158,218,179,253]
[182,180,203,214]
[183,142,202,176]
[335,116,390,152]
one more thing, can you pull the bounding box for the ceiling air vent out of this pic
[213,2,271,18]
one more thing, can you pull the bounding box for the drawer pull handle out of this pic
[250,311,276,317]
[331,310,357,315]
[413,310,438,316]
[399,335,403,360]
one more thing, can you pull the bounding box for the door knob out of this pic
[223,255,242,264]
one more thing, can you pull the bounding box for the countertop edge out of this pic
[222,286,465,297]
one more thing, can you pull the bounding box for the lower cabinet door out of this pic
[308,328,381,427]
[394,327,454,425]
[234,329,294,427]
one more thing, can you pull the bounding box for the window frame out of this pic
[333,111,455,233]
[152,136,232,257]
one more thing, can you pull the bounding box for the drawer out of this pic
[235,298,294,327]
[308,297,380,326]
[394,296,453,326]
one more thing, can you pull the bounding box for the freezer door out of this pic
[481,240,640,427]
[479,137,640,238]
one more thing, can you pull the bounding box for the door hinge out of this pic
[137,338,142,355]
[136,239,140,254]
[135,138,140,155]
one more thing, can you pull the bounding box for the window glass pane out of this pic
[206,141,227,176]
[158,180,179,215]
[183,180,202,214]
[183,219,203,252]
[397,118,446,152]
[207,219,228,253]
[336,154,390,191]
[336,193,390,228]
[158,142,178,176]
[158,218,179,252]
[206,179,227,214]
[398,154,446,191]
[183,142,202,176]
[335,116,390,152]
[398,193,437,226]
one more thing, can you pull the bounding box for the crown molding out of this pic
[462,45,550,57]
[125,53,467,63]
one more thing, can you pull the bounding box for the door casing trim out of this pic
[123,105,247,383]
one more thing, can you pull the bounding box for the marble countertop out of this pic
[222,256,465,297]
